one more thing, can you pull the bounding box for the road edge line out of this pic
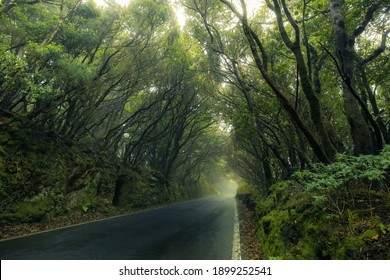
[231,198,242,260]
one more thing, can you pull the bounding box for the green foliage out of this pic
[267,256,282,260]
[240,149,390,259]
[378,223,390,235]
[294,146,390,193]
[237,183,258,195]
[82,204,89,213]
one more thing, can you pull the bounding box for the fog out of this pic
[213,177,239,196]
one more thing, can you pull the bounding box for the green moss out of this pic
[66,183,109,213]
[0,122,119,223]
[258,210,290,256]
[296,222,331,259]
[285,192,314,214]
[360,229,378,241]
[0,197,55,224]
[297,240,317,259]
[255,196,275,217]
[113,168,169,208]
[336,237,365,259]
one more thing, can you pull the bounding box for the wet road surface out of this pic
[0,196,236,260]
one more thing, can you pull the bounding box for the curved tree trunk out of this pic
[328,0,377,155]
[272,0,337,161]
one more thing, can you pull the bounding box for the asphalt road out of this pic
[0,196,237,260]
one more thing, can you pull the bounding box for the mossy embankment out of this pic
[0,119,203,237]
[237,148,390,259]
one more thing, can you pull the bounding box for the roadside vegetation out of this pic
[237,147,390,259]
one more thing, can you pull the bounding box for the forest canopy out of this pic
[0,0,389,258]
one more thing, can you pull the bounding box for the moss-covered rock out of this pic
[112,168,170,208]
[0,121,120,225]
[0,195,56,223]
[238,153,390,259]
[257,210,290,257]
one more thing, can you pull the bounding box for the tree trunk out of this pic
[220,0,331,163]
[328,0,375,155]
[272,0,337,161]
[358,66,389,144]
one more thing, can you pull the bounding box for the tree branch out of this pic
[359,28,390,66]
[352,2,381,40]
[40,0,83,47]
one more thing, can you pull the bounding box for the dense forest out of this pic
[0,0,389,259]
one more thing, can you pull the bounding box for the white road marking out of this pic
[231,198,242,260]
